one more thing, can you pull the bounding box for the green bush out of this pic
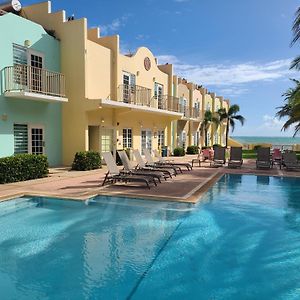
[72,151,101,171]
[0,154,49,184]
[213,144,222,149]
[253,145,262,150]
[186,145,199,154]
[173,147,185,156]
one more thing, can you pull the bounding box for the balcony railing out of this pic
[117,84,151,106]
[3,65,66,98]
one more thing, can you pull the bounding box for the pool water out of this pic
[1,174,300,299]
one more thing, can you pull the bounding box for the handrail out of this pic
[3,64,66,97]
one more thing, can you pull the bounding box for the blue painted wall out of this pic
[0,13,62,166]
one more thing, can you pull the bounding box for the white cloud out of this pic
[100,14,132,35]
[135,34,150,41]
[261,115,284,130]
[156,55,295,87]
[218,87,249,97]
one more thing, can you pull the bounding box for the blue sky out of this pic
[23,0,300,136]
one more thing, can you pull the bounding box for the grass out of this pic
[242,150,300,159]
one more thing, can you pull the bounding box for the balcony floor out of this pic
[5,91,68,103]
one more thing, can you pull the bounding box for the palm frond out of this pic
[290,55,300,70]
[232,115,245,126]
[291,7,300,45]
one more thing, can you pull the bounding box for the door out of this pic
[100,128,114,154]
[141,130,152,154]
[29,126,45,155]
[122,72,136,103]
[28,50,44,93]
[154,83,164,109]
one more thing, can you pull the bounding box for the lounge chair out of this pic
[153,149,193,171]
[191,152,202,167]
[117,150,166,182]
[192,148,214,167]
[282,152,300,171]
[228,147,243,169]
[210,146,226,167]
[133,149,175,178]
[256,147,272,169]
[272,148,282,168]
[102,152,156,189]
[143,149,182,173]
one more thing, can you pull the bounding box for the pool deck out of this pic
[0,157,299,204]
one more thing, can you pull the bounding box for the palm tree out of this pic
[217,104,245,147]
[200,110,219,147]
[290,7,300,70]
[276,79,300,136]
[275,7,300,135]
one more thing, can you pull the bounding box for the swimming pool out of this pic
[1,174,300,299]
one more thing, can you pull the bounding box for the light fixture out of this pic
[101,118,105,123]
[24,40,31,47]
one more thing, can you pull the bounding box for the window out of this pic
[123,72,136,103]
[123,128,132,148]
[214,132,218,144]
[31,127,44,155]
[154,83,164,109]
[179,97,188,117]
[141,130,152,154]
[194,132,200,146]
[14,124,45,155]
[179,131,186,149]
[13,43,27,65]
[14,124,28,154]
[158,130,165,147]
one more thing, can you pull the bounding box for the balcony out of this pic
[3,65,67,102]
[100,86,182,117]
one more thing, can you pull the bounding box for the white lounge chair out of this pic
[153,149,192,171]
[143,149,182,173]
[102,152,156,189]
[117,150,165,182]
[132,149,174,178]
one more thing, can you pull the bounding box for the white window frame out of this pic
[123,128,132,148]
[158,130,165,148]
[28,124,45,155]
[141,129,152,154]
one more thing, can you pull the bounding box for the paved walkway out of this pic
[0,157,299,204]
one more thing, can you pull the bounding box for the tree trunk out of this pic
[205,128,208,147]
[225,119,229,148]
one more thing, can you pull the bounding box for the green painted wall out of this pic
[0,13,62,166]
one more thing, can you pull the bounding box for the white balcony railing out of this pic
[3,65,66,98]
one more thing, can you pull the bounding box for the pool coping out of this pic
[0,166,299,205]
[0,170,223,204]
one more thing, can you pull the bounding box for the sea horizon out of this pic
[232,136,300,145]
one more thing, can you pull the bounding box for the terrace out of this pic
[3,65,68,102]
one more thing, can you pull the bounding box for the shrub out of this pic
[213,144,222,149]
[186,145,199,154]
[72,151,101,171]
[253,145,262,150]
[173,147,185,156]
[0,154,49,184]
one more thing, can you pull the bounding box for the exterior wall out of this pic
[118,47,169,97]
[0,13,62,166]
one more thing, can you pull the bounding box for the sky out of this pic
[23,0,300,136]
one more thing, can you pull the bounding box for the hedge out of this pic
[186,146,199,154]
[72,151,102,171]
[0,154,49,184]
[173,147,185,156]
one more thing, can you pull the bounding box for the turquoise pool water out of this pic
[1,174,300,299]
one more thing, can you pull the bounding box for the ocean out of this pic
[233,136,300,145]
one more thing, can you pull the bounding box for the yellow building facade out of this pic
[22,1,229,165]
